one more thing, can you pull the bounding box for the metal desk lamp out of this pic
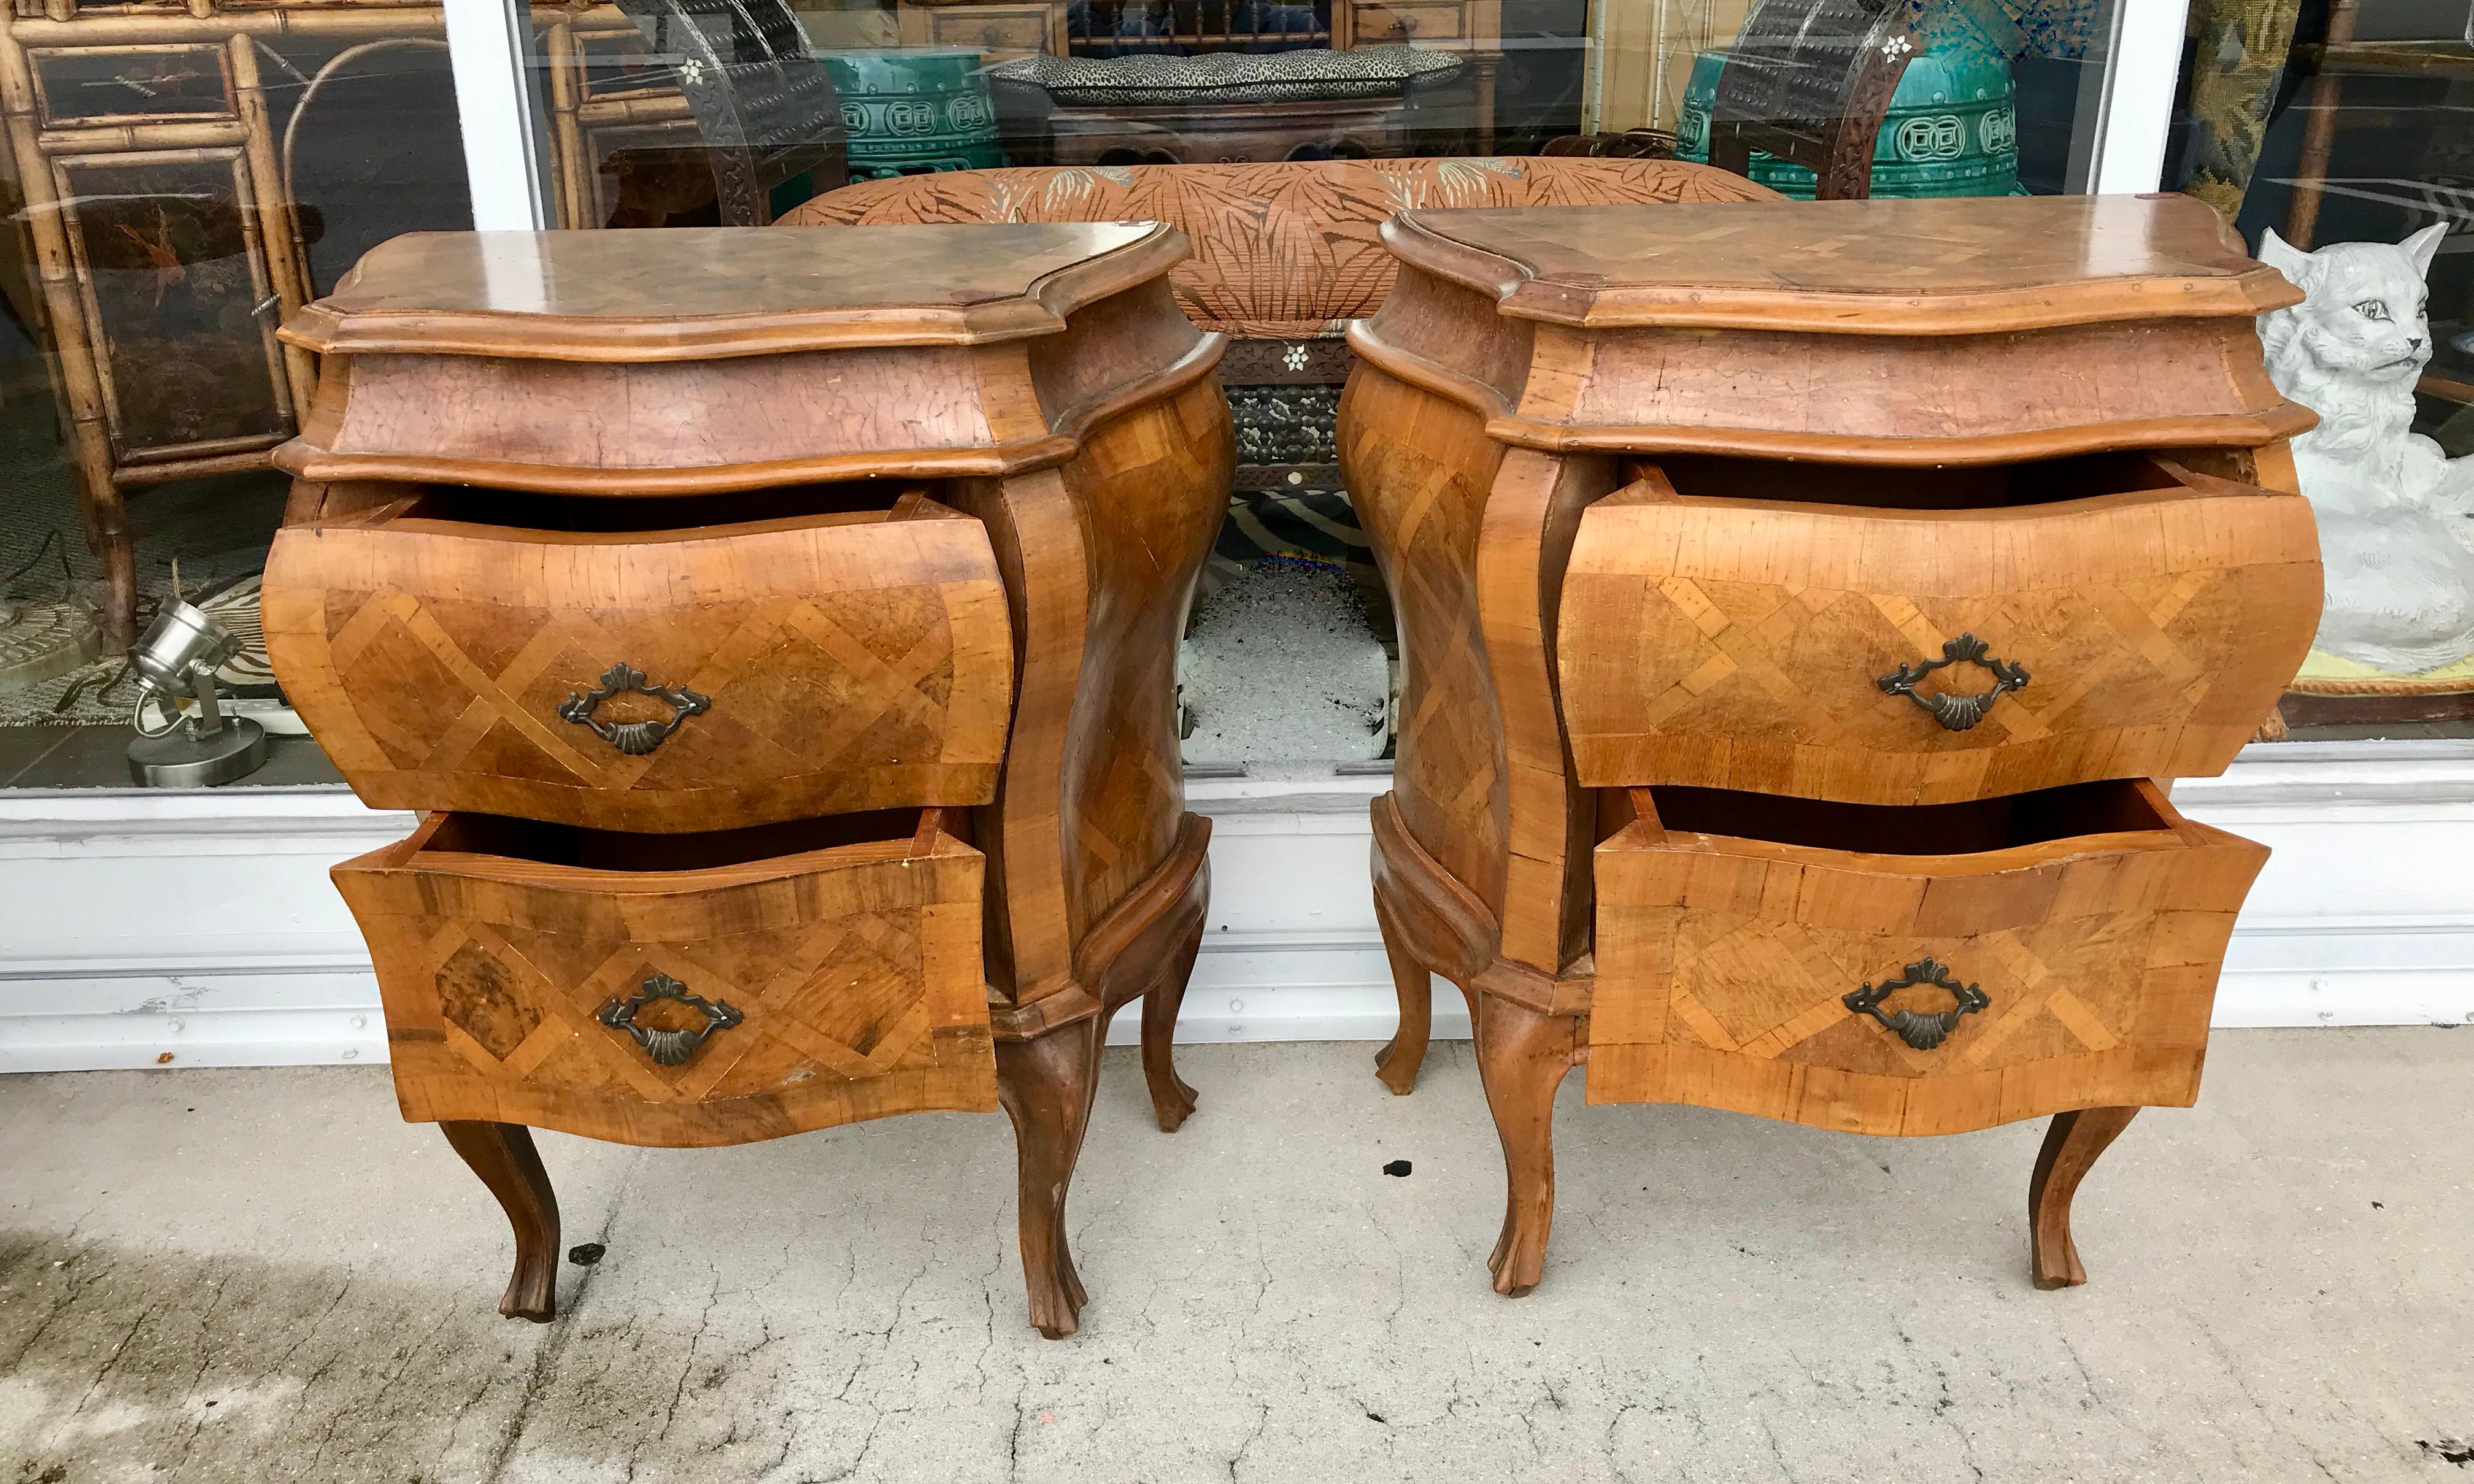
[126,596,268,786]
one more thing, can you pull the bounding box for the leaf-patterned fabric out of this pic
[777,157,1782,340]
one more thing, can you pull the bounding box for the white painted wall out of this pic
[2,743,2467,1074]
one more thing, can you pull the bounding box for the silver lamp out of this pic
[126,597,268,787]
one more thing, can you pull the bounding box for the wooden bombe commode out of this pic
[261,225,1231,1337]
[1339,194,2325,1294]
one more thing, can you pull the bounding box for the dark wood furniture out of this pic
[261,223,1230,1337]
[1339,194,2321,1294]
[1705,0,1918,200]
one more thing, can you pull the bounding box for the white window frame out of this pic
[444,0,552,230]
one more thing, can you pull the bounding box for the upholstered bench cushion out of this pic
[987,45,1463,107]
[778,157,1782,340]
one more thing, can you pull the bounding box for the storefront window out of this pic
[0,0,2156,787]
[2167,0,2474,734]
[0,18,469,782]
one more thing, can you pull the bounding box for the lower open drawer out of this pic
[1588,779,2267,1136]
[334,807,997,1147]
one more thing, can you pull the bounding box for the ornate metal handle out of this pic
[556,663,709,756]
[1876,634,2029,732]
[596,972,743,1066]
[1843,958,1989,1051]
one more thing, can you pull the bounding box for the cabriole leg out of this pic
[998,1017,1103,1337]
[1473,991,1580,1296]
[2029,1105,2141,1290]
[438,1120,561,1323]
[1139,905,1205,1133]
[1372,893,1433,1096]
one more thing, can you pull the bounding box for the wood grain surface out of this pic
[1555,466,2323,804]
[1349,195,2316,466]
[1587,780,2265,1136]
[1379,195,2302,333]
[266,498,1017,832]
[337,810,1000,1147]
[279,223,1184,358]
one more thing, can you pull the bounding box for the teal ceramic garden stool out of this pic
[1675,30,2019,198]
[817,47,1005,179]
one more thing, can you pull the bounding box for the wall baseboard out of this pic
[2,740,2468,1073]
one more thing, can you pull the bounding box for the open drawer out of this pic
[1554,454,2321,806]
[1587,779,2266,1137]
[333,807,998,1146]
[264,486,1014,831]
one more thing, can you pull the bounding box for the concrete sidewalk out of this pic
[3,1029,2468,1483]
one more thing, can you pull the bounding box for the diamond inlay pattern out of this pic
[1556,487,2322,807]
[1588,810,2264,1137]
[1343,382,1509,909]
[340,828,1000,1143]
[266,511,1014,831]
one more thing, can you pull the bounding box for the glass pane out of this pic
[0,24,469,783]
[2167,0,2474,734]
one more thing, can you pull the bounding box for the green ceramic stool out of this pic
[817,47,1004,180]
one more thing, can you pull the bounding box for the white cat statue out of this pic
[2257,223,2474,675]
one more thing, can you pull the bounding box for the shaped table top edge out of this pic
[1381,196,2305,336]
[279,221,1192,363]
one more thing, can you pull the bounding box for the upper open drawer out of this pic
[264,486,1014,831]
[1554,454,2322,805]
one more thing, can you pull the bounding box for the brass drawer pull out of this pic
[1843,957,1989,1050]
[598,973,743,1066]
[1877,634,2029,732]
[556,663,710,755]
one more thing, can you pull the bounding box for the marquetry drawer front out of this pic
[1555,474,2321,806]
[335,811,998,1147]
[264,499,1014,831]
[1587,780,2265,1137]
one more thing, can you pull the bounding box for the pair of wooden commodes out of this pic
[268,192,2319,1329]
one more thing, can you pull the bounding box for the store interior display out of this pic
[2259,222,2474,683]
[123,594,268,788]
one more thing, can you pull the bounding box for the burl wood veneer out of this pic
[1339,194,2322,1296]
[263,224,1233,1337]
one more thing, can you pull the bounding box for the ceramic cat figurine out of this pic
[2257,222,2474,674]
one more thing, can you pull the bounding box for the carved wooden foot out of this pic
[1372,893,1433,1096]
[2029,1105,2141,1290]
[438,1120,561,1323]
[1472,991,1581,1296]
[1139,906,1204,1134]
[997,1018,1103,1337]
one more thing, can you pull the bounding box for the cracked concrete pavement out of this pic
[2,1028,2469,1482]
